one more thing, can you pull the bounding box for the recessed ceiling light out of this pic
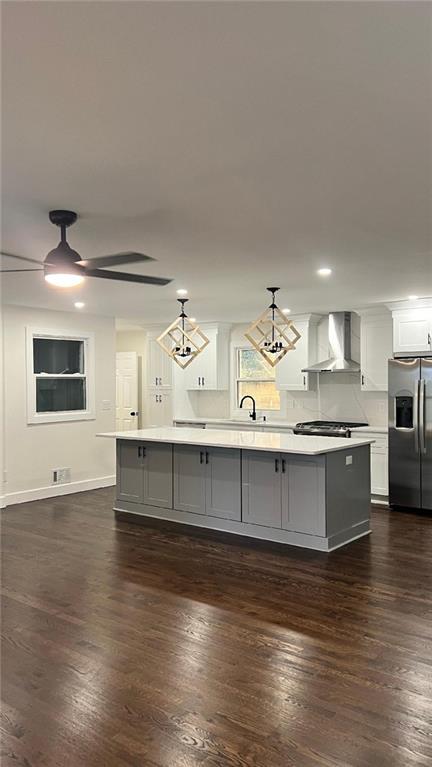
[176,288,188,296]
[282,308,291,314]
[74,301,85,309]
[317,268,332,277]
[408,295,419,300]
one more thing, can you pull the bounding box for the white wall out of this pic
[3,305,116,505]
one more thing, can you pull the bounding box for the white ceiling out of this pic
[2,1,431,324]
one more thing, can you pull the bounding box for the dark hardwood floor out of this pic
[1,489,432,767]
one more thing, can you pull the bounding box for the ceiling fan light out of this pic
[45,273,85,288]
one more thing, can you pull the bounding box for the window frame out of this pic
[232,346,281,415]
[26,327,95,424]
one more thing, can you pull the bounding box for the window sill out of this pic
[27,410,95,425]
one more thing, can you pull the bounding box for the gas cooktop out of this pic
[293,420,368,438]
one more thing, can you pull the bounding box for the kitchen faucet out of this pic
[239,395,257,421]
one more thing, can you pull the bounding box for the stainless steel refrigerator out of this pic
[388,358,432,510]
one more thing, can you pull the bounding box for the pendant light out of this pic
[157,298,210,368]
[244,287,301,367]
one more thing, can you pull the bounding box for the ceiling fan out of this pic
[0,210,172,288]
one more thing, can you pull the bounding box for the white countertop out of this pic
[173,417,387,435]
[99,427,374,455]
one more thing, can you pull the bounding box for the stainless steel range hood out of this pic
[302,312,360,373]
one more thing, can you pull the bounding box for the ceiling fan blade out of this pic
[83,268,172,286]
[0,268,44,273]
[0,252,45,266]
[77,252,155,268]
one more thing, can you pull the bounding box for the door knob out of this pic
[130,411,139,416]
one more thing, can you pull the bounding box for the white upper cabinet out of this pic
[184,324,231,390]
[275,315,321,391]
[392,308,432,354]
[147,332,173,389]
[359,310,393,391]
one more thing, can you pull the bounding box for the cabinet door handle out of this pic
[200,451,204,464]
[205,451,209,464]
[361,374,365,386]
[282,459,286,473]
[303,375,306,387]
[138,446,146,458]
[155,377,157,386]
[138,446,141,458]
[202,376,205,386]
[159,377,162,385]
[275,458,279,473]
[428,333,431,347]
[198,377,201,386]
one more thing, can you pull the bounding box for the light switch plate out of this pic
[346,455,353,466]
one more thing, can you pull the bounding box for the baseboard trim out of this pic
[371,496,389,507]
[3,475,115,507]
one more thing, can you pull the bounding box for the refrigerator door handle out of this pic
[419,379,426,454]
[413,380,419,454]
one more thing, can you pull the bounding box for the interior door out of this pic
[388,358,421,508]
[420,358,432,511]
[241,450,282,528]
[116,352,139,430]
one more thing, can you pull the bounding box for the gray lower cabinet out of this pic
[205,447,241,520]
[242,450,326,535]
[282,455,326,536]
[116,440,172,508]
[173,445,241,520]
[173,445,206,514]
[117,441,144,503]
[241,451,282,528]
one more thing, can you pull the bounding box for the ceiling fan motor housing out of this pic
[45,210,82,271]
[48,210,78,228]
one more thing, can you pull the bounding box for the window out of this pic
[236,348,280,410]
[26,329,95,423]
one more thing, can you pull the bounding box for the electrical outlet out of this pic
[52,468,71,484]
[345,455,353,466]
[102,400,111,411]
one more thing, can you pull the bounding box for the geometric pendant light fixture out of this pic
[244,287,301,367]
[157,298,210,369]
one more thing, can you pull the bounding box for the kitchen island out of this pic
[99,427,374,551]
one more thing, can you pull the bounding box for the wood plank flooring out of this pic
[1,488,432,766]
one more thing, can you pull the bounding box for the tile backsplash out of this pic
[190,373,387,427]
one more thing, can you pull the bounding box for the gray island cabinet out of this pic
[102,427,374,552]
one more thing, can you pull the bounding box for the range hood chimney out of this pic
[302,312,360,373]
